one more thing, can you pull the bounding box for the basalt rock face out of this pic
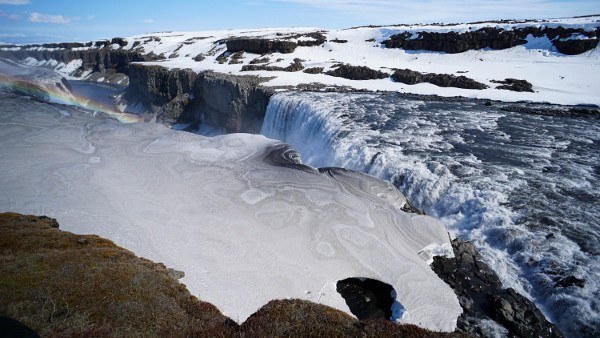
[432,239,563,338]
[0,47,159,84]
[383,26,599,55]
[126,64,273,132]
[392,69,488,90]
[225,38,298,54]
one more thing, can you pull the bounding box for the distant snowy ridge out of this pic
[1,15,598,106]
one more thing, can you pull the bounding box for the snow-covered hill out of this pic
[5,15,599,106]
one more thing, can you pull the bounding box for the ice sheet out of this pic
[0,93,461,331]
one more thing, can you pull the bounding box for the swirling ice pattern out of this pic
[0,92,460,331]
[262,91,600,337]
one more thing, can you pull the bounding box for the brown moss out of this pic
[0,213,467,337]
[0,212,232,337]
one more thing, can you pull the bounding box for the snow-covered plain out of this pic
[15,16,600,106]
[0,92,462,331]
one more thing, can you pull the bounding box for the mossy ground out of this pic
[0,212,466,337]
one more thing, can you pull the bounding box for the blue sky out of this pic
[1,0,599,43]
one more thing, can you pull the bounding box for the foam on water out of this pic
[262,92,600,337]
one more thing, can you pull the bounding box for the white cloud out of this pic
[0,33,25,37]
[273,0,600,24]
[0,0,29,4]
[28,12,69,24]
[87,15,95,20]
[0,10,20,19]
[142,18,155,24]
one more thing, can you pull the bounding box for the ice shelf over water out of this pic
[0,93,461,331]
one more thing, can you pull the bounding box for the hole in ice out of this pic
[336,277,404,321]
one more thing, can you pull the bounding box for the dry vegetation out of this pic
[0,213,467,337]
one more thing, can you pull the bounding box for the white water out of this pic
[261,92,600,337]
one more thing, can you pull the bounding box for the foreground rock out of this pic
[0,213,465,337]
[432,239,563,337]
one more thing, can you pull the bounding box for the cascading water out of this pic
[261,91,600,337]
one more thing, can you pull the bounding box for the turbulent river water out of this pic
[262,92,600,336]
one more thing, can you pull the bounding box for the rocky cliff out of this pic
[0,44,162,84]
[383,26,599,55]
[125,64,273,132]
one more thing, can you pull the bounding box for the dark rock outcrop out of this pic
[392,69,488,90]
[325,64,389,80]
[0,47,160,85]
[492,78,534,92]
[241,58,304,72]
[303,67,324,74]
[432,239,562,337]
[225,38,298,54]
[383,26,599,55]
[295,32,327,47]
[125,64,273,132]
[553,38,599,55]
[501,105,600,118]
[110,37,128,47]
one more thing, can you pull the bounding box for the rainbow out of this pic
[0,73,143,123]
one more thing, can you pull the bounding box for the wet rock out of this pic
[391,68,488,90]
[492,78,534,92]
[501,105,600,118]
[432,239,562,337]
[325,64,389,80]
[554,275,585,288]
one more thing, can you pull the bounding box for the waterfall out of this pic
[260,91,600,336]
